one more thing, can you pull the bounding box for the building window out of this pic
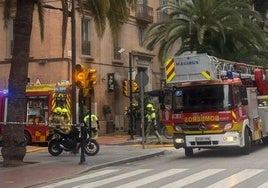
[8,18,14,56]
[138,27,145,47]
[113,37,122,60]
[81,18,91,56]
[138,0,148,5]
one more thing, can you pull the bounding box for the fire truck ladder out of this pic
[211,57,262,80]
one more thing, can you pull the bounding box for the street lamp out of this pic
[71,0,77,126]
[118,48,134,140]
[43,1,77,125]
[129,52,134,140]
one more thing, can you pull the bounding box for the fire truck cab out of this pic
[161,53,268,156]
[0,82,72,144]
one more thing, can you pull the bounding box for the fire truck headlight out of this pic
[223,135,238,142]
[175,138,184,144]
[224,123,233,131]
[174,124,182,132]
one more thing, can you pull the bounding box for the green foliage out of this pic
[144,0,268,65]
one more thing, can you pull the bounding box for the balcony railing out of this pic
[113,46,122,60]
[157,11,169,21]
[135,4,153,24]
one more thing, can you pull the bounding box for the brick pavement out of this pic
[0,133,171,188]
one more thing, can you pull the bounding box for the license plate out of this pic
[195,137,211,142]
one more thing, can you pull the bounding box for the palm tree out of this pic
[2,0,137,167]
[144,0,268,64]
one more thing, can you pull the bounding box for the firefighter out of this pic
[145,103,162,144]
[125,102,141,135]
[84,113,100,139]
[49,106,70,132]
[60,106,71,132]
[49,106,62,127]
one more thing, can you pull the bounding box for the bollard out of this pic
[79,123,86,164]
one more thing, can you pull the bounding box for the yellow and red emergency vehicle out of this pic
[161,53,268,156]
[0,81,72,144]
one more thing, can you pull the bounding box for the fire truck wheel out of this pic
[240,128,251,155]
[262,137,268,145]
[161,126,173,139]
[185,147,193,157]
[24,131,32,145]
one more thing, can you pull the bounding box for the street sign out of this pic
[136,72,149,87]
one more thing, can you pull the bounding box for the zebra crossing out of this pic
[39,168,268,188]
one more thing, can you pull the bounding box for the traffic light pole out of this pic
[71,0,77,126]
[78,89,85,164]
[129,52,134,140]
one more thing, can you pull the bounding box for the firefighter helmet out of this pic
[53,107,62,114]
[61,108,68,114]
[146,103,154,110]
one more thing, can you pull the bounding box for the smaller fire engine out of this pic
[0,81,72,144]
[161,53,268,156]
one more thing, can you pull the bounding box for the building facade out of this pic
[0,0,167,134]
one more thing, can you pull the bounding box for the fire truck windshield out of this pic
[173,85,232,112]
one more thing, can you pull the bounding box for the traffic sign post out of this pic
[135,72,148,149]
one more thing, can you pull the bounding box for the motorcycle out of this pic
[47,125,99,156]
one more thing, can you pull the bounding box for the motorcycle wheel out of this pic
[84,139,100,156]
[48,140,63,156]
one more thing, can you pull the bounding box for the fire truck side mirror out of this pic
[159,90,165,104]
[242,100,248,106]
[160,104,166,110]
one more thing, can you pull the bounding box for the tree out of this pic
[2,0,137,167]
[143,0,268,64]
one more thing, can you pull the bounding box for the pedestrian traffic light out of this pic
[123,80,129,97]
[87,68,97,88]
[75,64,86,89]
[132,80,139,93]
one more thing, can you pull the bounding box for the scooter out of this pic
[47,125,99,156]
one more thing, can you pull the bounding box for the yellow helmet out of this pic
[146,103,154,110]
[61,108,68,114]
[53,107,62,114]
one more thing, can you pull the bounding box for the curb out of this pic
[81,150,166,173]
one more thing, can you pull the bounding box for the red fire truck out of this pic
[160,53,268,156]
[0,82,72,144]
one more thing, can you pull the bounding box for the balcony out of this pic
[135,4,153,24]
[157,11,169,22]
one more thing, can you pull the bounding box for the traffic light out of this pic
[132,80,139,93]
[75,64,86,88]
[87,68,97,88]
[123,80,129,97]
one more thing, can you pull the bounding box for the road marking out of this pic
[160,169,225,188]
[257,182,268,188]
[39,169,120,188]
[26,147,47,153]
[207,169,264,188]
[74,169,152,188]
[114,169,188,188]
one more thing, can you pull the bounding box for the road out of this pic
[37,144,268,188]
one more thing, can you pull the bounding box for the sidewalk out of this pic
[0,134,172,188]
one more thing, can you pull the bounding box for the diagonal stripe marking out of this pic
[76,169,152,188]
[160,169,225,188]
[114,169,188,188]
[207,169,264,188]
[39,169,120,188]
